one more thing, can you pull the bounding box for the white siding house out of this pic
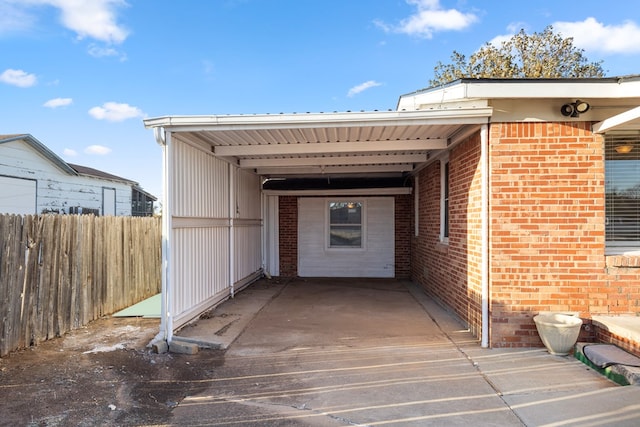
[0,134,155,216]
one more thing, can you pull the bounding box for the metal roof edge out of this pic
[143,108,493,131]
[397,76,640,108]
[398,76,640,98]
[0,133,78,176]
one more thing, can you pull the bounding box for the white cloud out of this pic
[84,145,112,155]
[88,102,145,122]
[43,97,73,108]
[1,0,129,60]
[24,0,130,44]
[347,80,382,97]
[0,1,37,34]
[376,0,477,39]
[63,148,77,156]
[487,33,513,47]
[88,43,127,61]
[0,68,37,87]
[554,17,640,55]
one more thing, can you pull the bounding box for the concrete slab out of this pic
[174,278,287,350]
[575,342,640,385]
[169,278,640,426]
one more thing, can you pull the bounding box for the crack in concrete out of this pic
[223,396,369,426]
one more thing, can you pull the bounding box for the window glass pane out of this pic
[605,134,640,242]
[330,225,362,247]
[329,202,361,224]
[329,201,362,247]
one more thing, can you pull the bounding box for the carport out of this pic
[144,107,492,343]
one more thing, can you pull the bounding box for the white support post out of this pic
[229,165,236,297]
[481,124,490,348]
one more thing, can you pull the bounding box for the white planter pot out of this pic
[534,313,583,356]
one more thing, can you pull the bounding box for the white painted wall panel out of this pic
[263,195,279,276]
[171,136,229,218]
[0,139,132,215]
[167,137,263,330]
[298,197,395,277]
[0,175,36,214]
[171,227,230,327]
[234,223,262,281]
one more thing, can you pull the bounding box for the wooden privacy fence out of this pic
[0,214,161,356]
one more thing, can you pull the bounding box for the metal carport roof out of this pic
[144,108,492,179]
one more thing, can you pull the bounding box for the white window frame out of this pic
[440,155,450,244]
[325,199,366,251]
[604,132,640,254]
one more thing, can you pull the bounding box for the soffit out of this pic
[593,106,640,133]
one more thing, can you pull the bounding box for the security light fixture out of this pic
[560,100,590,117]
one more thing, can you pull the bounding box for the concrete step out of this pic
[575,342,640,386]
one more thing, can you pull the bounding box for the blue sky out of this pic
[2,0,640,199]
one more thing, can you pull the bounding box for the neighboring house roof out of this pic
[68,163,137,185]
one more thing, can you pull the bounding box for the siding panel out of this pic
[298,197,394,277]
[168,137,262,330]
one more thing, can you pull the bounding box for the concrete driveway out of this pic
[170,278,640,426]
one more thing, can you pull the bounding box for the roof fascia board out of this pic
[463,80,640,99]
[592,105,640,133]
[143,108,492,131]
[399,79,640,108]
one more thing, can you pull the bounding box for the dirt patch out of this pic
[0,316,223,426]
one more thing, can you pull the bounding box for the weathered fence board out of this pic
[0,214,161,356]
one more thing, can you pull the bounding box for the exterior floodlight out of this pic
[574,100,590,114]
[560,100,590,117]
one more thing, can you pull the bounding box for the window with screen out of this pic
[328,201,363,248]
[605,133,640,247]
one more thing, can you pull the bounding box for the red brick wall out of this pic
[279,196,298,277]
[490,122,640,348]
[411,133,484,338]
[395,194,412,279]
[278,195,412,278]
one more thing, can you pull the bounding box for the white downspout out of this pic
[481,124,490,348]
[153,128,173,344]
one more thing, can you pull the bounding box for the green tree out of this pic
[430,26,605,87]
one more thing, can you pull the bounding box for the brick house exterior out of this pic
[145,77,640,348]
[408,120,640,348]
[273,79,640,349]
